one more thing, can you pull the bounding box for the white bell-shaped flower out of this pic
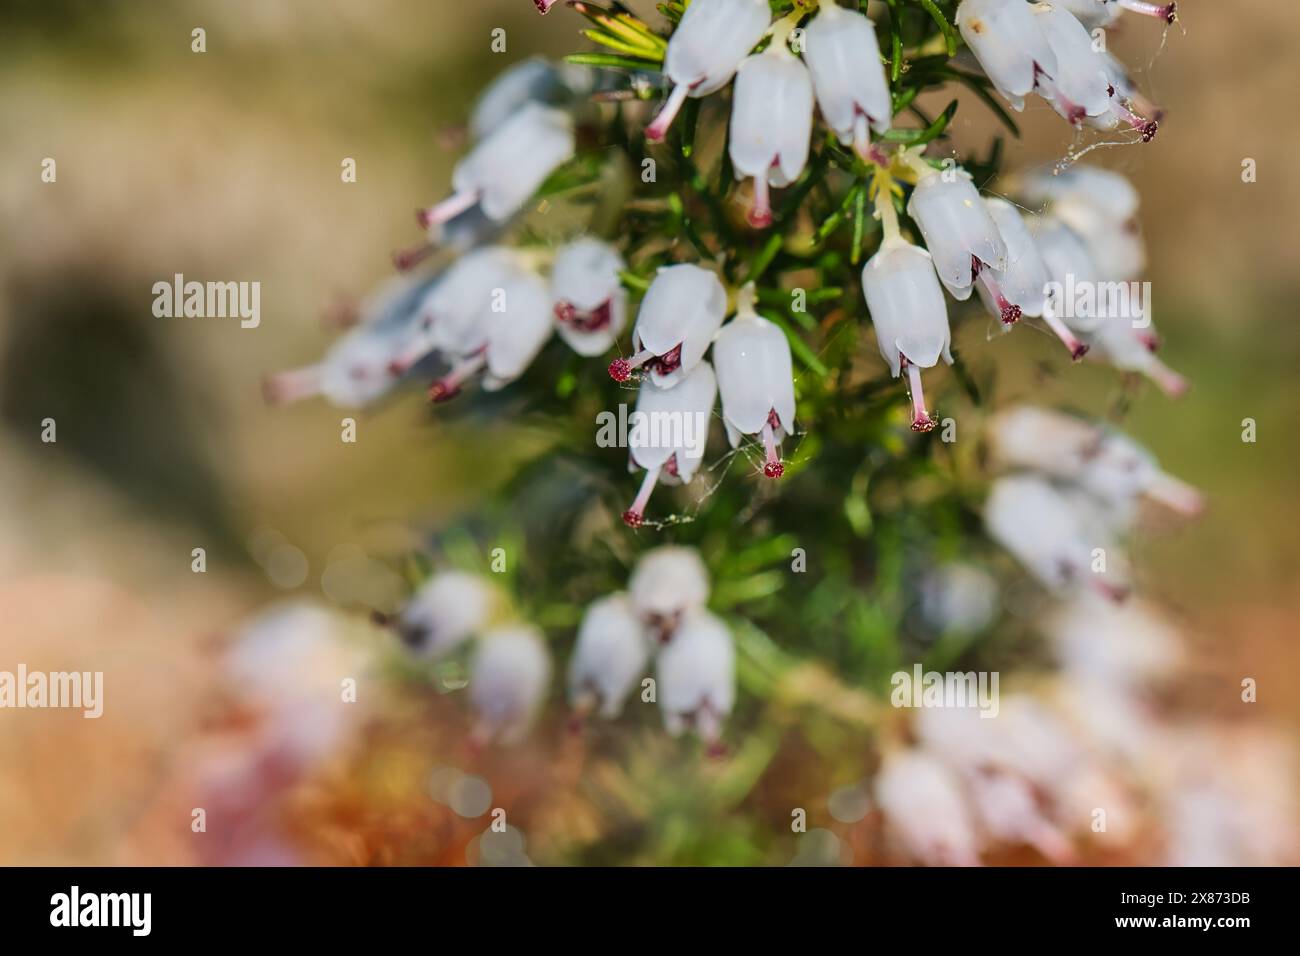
[1031,3,1113,125]
[645,0,772,143]
[567,593,651,720]
[409,258,553,401]
[418,103,575,229]
[263,273,438,408]
[611,263,726,389]
[387,247,520,374]
[861,238,953,432]
[471,57,573,140]
[624,361,717,528]
[469,625,552,746]
[390,570,500,658]
[551,238,628,356]
[628,545,710,642]
[712,286,796,478]
[1085,312,1188,397]
[956,0,1059,112]
[803,0,892,159]
[874,750,981,866]
[729,33,814,228]
[1036,216,1100,357]
[984,473,1129,601]
[655,608,735,747]
[905,165,1008,299]
[979,197,1051,323]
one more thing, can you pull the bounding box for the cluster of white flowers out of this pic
[379,545,734,749]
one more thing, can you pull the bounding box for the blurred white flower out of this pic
[804,0,892,158]
[628,545,710,642]
[226,603,369,767]
[919,563,1000,635]
[712,285,796,478]
[390,570,500,658]
[470,56,590,140]
[1046,593,1183,694]
[567,593,651,719]
[623,360,717,528]
[551,238,628,356]
[655,608,735,746]
[470,625,553,746]
[646,0,771,143]
[861,236,953,432]
[418,103,575,228]
[956,0,1059,112]
[611,263,726,388]
[729,31,815,228]
[987,406,1203,520]
[263,274,436,408]
[1085,313,1188,397]
[984,473,1130,600]
[875,750,981,866]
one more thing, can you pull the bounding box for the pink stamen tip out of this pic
[1070,342,1090,361]
[911,414,937,434]
[427,380,462,403]
[646,82,690,144]
[1093,580,1131,604]
[566,712,586,735]
[535,0,558,13]
[415,207,433,230]
[749,174,773,230]
[763,461,785,479]
[621,509,644,528]
[1000,303,1022,325]
[1140,120,1159,143]
[705,740,728,760]
[608,358,631,382]
[387,360,408,377]
[748,208,774,229]
[393,243,433,272]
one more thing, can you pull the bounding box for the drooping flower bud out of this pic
[567,593,651,720]
[628,545,710,642]
[803,0,892,160]
[469,625,552,746]
[1035,215,1100,358]
[469,56,590,141]
[610,263,726,388]
[1031,3,1114,126]
[712,285,796,478]
[874,750,981,866]
[389,570,500,658]
[861,237,953,433]
[984,473,1130,601]
[655,608,735,747]
[956,0,1059,112]
[988,406,1204,521]
[646,0,772,143]
[551,238,628,356]
[263,273,440,408]
[1085,313,1188,397]
[623,360,717,528]
[978,197,1052,324]
[904,161,1008,300]
[728,29,814,228]
[418,103,575,230]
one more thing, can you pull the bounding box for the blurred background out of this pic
[1,0,1297,865]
